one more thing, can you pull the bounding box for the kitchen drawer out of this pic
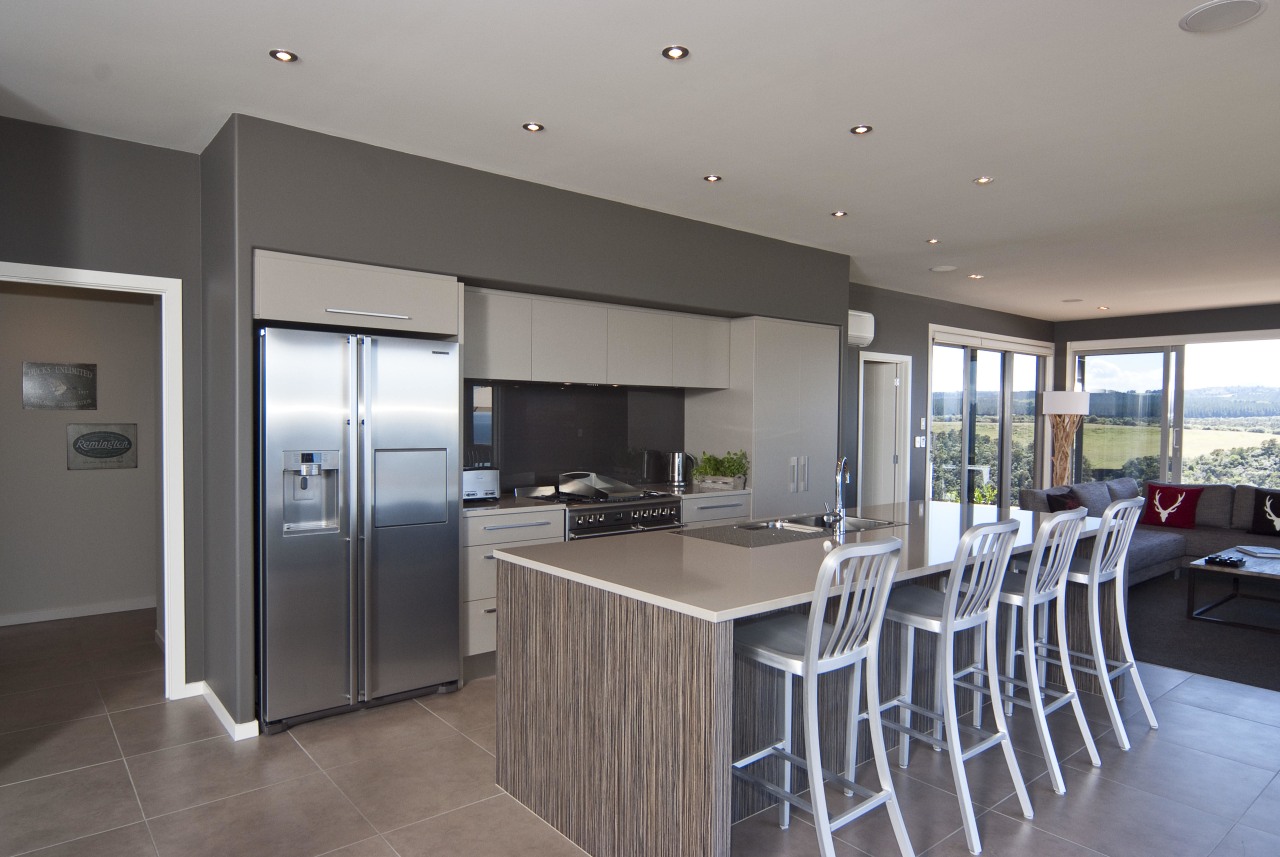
[463,538,562,601]
[463,509,565,546]
[681,492,751,524]
[462,598,497,656]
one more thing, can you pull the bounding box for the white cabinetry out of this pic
[254,250,461,336]
[463,291,531,379]
[673,315,731,388]
[531,299,608,383]
[461,506,565,656]
[681,490,751,529]
[685,317,839,520]
[607,308,673,386]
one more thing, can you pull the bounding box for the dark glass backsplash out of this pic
[469,381,684,491]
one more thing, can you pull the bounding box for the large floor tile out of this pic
[0,761,142,857]
[0,681,105,734]
[0,715,121,786]
[1237,773,1280,836]
[288,700,459,769]
[417,677,495,732]
[1209,824,1280,857]
[462,724,496,756]
[1165,673,1280,730]
[992,763,1232,857]
[109,697,223,757]
[1130,697,1280,771]
[385,794,587,857]
[72,610,157,652]
[917,808,1106,857]
[24,822,158,857]
[146,773,375,857]
[126,732,319,818]
[890,736,1047,812]
[0,653,94,697]
[319,837,399,857]
[96,670,166,713]
[732,810,869,857]
[1061,724,1274,821]
[89,643,164,682]
[325,734,500,832]
[816,764,975,856]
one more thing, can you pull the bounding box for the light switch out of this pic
[914,435,926,448]
[919,417,926,431]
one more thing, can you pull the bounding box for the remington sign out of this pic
[67,424,138,470]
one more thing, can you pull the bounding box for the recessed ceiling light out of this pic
[968,274,984,279]
[930,265,957,273]
[703,174,722,183]
[1098,306,1110,311]
[269,49,299,63]
[849,125,873,135]
[926,238,940,245]
[832,210,848,218]
[661,45,691,60]
[1180,0,1265,32]
[522,122,545,132]
[973,176,994,185]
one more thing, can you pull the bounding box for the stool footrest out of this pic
[731,748,894,833]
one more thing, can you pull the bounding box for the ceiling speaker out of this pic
[1179,0,1266,32]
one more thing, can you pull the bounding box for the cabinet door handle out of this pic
[483,607,498,615]
[789,457,798,493]
[800,455,809,492]
[482,521,553,531]
[696,502,744,511]
[325,308,411,320]
[483,553,495,560]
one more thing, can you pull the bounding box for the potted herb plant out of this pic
[692,449,749,490]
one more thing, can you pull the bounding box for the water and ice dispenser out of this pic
[282,450,340,533]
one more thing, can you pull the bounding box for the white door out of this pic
[858,353,910,510]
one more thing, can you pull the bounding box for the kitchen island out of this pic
[492,503,1090,857]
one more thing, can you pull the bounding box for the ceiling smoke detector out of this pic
[1180,0,1266,32]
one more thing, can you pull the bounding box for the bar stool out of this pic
[733,537,914,857]
[881,518,1031,856]
[1061,496,1158,750]
[976,506,1101,795]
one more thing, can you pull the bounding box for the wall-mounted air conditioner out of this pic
[847,310,875,347]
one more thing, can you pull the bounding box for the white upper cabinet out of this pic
[607,308,673,386]
[673,315,730,388]
[531,298,608,384]
[254,250,461,336]
[464,290,532,380]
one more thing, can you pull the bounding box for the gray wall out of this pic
[846,283,1054,501]
[201,114,853,722]
[0,116,204,675]
[0,284,159,624]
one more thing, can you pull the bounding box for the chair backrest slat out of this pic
[1024,506,1088,598]
[945,518,1020,627]
[807,538,902,671]
[1090,496,1145,584]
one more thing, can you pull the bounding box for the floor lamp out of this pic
[1043,391,1090,487]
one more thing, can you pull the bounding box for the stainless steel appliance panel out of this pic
[260,329,357,723]
[360,336,460,701]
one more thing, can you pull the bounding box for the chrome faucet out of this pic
[830,456,850,533]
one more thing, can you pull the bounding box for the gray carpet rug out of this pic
[1127,570,1280,692]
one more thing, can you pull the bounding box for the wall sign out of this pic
[23,362,98,409]
[67,423,137,470]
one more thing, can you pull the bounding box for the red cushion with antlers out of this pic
[1140,483,1203,529]
[1249,488,1280,536]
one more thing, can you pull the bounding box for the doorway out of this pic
[857,352,911,510]
[0,260,192,701]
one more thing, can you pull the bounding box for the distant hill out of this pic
[931,386,1280,420]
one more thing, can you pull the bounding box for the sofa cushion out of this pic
[1047,492,1082,512]
[1233,485,1259,530]
[1070,481,1113,518]
[1190,484,1236,528]
[1128,526,1187,570]
[1248,487,1280,537]
[1019,486,1069,513]
[1141,482,1203,529]
[1107,477,1142,501]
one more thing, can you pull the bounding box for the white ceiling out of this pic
[2,0,1277,322]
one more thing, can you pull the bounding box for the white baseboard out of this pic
[0,596,158,627]
[197,682,260,741]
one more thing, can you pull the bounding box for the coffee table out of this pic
[1186,550,1280,634]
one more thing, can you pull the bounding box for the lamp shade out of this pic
[1042,390,1090,416]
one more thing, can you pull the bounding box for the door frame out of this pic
[857,351,911,509]
[0,260,195,701]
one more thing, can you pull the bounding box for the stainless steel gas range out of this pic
[523,472,682,539]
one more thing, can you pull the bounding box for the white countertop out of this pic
[493,501,1100,624]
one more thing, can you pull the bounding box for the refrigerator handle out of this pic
[358,335,375,702]
[347,335,361,705]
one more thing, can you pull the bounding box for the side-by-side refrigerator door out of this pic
[260,328,357,724]
[359,336,460,700]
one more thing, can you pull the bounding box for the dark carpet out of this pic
[1127,570,1280,692]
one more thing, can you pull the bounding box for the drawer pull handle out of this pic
[482,521,553,531]
[697,502,744,511]
[325,308,411,320]
[483,554,495,560]
[483,608,498,615]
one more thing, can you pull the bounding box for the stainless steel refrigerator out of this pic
[258,326,460,728]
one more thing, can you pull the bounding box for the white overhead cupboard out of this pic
[685,317,840,520]
[462,287,730,388]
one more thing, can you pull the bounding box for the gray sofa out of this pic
[1018,478,1280,586]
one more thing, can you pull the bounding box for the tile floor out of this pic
[1,609,1277,856]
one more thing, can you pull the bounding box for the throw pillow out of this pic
[1046,492,1082,512]
[1140,482,1203,529]
[1249,488,1280,536]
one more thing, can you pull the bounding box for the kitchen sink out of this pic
[736,520,827,534]
[737,514,899,533]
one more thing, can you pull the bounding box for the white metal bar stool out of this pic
[975,506,1101,795]
[881,518,1031,856]
[733,537,914,857]
[1061,496,1158,750]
